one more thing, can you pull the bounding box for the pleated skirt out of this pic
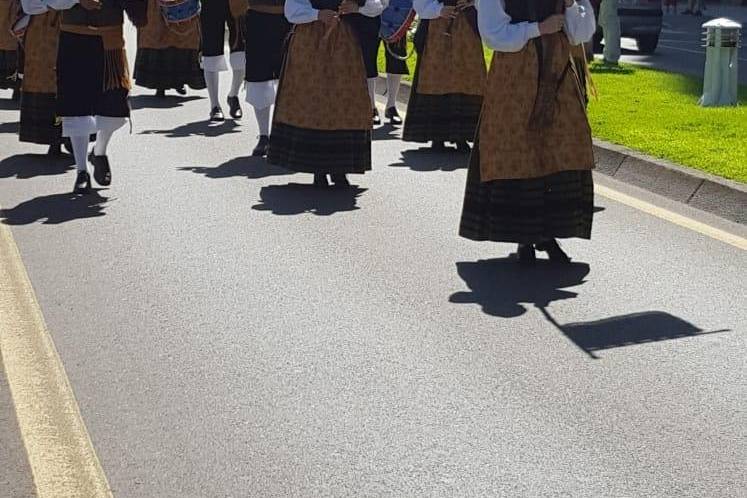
[134,47,206,90]
[459,143,594,244]
[19,91,61,145]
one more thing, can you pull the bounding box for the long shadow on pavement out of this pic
[389,147,470,172]
[129,95,202,111]
[373,124,403,142]
[252,183,367,216]
[1,190,109,225]
[0,121,19,134]
[179,156,293,180]
[451,258,729,358]
[0,153,74,179]
[0,98,19,111]
[139,119,241,138]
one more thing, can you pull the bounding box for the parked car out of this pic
[592,0,664,54]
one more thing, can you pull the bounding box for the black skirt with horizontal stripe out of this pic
[134,47,206,90]
[20,91,62,145]
[268,123,372,175]
[402,58,482,143]
[0,50,19,90]
[459,143,594,244]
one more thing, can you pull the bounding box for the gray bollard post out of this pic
[700,18,742,107]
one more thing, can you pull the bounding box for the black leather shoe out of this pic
[431,141,447,152]
[73,170,92,194]
[455,141,471,153]
[252,135,270,157]
[227,96,242,119]
[330,173,350,187]
[47,143,62,156]
[536,239,571,264]
[372,108,381,126]
[175,85,187,95]
[210,106,225,122]
[517,244,536,265]
[313,173,329,187]
[155,88,166,98]
[89,153,112,186]
[385,106,402,125]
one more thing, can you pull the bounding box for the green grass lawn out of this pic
[377,44,747,183]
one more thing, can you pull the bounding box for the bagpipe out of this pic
[379,0,415,60]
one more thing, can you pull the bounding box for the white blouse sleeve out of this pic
[477,0,540,52]
[21,0,51,14]
[564,0,596,45]
[285,0,319,24]
[359,0,386,17]
[413,0,442,20]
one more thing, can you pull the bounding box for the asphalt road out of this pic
[0,28,746,497]
[614,8,747,84]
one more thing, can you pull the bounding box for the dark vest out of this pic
[309,0,365,9]
[504,0,561,23]
[62,0,124,27]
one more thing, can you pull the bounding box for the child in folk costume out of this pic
[18,0,63,155]
[46,0,146,194]
[459,0,596,264]
[201,0,246,121]
[402,0,486,152]
[378,35,409,125]
[268,0,381,187]
[242,0,292,156]
[0,0,20,99]
[134,0,205,97]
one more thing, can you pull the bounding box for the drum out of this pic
[11,14,30,41]
[379,0,415,44]
[159,0,201,24]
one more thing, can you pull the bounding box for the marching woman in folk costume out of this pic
[268,0,380,187]
[41,0,146,194]
[201,0,246,121]
[134,0,205,97]
[458,0,596,264]
[402,0,486,152]
[0,0,20,99]
[242,0,292,156]
[18,0,64,155]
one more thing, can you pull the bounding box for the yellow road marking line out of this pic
[596,184,747,251]
[0,217,113,498]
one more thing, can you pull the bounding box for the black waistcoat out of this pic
[62,0,124,27]
[505,0,561,23]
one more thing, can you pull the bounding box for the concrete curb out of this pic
[376,76,746,225]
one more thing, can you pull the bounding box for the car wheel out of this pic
[637,34,660,54]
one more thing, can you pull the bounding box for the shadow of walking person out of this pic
[252,183,367,216]
[1,190,109,225]
[0,154,75,179]
[179,156,293,180]
[389,148,470,172]
[139,119,241,138]
[450,258,591,318]
[129,95,202,110]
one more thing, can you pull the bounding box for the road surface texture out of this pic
[0,26,745,498]
[616,7,747,84]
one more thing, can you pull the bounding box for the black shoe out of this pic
[175,85,187,96]
[155,88,166,98]
[47,143,62,156]
[431,141,447,152]
[89,153,111,186]
[73,170,92,194]
[313,173,329,187]
[330,173,350,188]
[385,106,402,125]
[372,108,381,126]
[517,244,536,265]
[252,135,270,157]
[227,96,242,119]
[536,239,571,264]
[455,141,471,153]
[210,106,225,122]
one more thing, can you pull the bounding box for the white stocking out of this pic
[93,116,127,156]
[205,70,220,108]
[70,135,90,172]
[254,106,271,136]
[367,78,377,108]
[386,74,402,109]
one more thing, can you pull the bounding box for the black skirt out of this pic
[19,91,61,145]
[0,50,19,90]
[244,10,291,82]
[56,31,130,118]
[401,56,482,143]
[134,47,206,90]
[459,143,594,244]
[268,123,372,175]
